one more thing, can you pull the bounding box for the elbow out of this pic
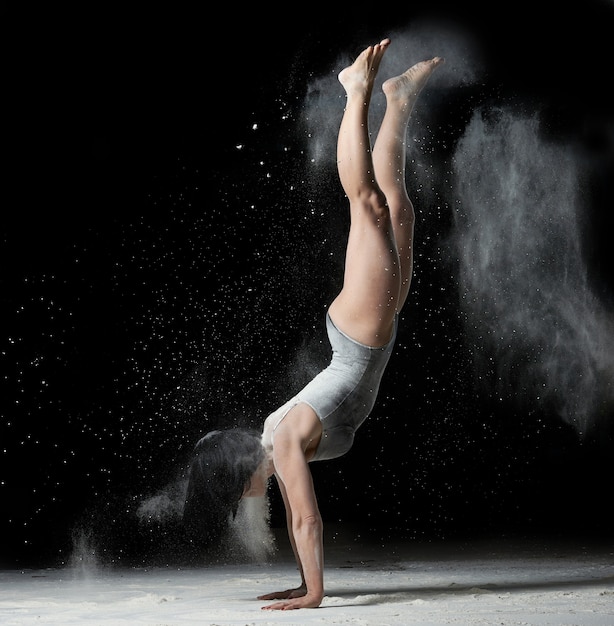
[293,512,323,535]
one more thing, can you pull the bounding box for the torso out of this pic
[261,311,397,464]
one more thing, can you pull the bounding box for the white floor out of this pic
[2,538,613,625]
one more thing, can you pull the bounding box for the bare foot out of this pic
[338,38,391,96]
[382,56,444,104]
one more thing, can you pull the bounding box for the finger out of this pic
[261,601,289,611]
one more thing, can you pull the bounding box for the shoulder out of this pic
[272,403,322,460]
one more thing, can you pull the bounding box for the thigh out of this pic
[329,213,400,345]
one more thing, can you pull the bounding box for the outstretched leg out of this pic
[329,38,398,347]
[373,57,444,310]
[329,39,443,347]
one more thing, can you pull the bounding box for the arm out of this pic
[257,477,307,600]
[260,434,324,610]
[279,476,307,589]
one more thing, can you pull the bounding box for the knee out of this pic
[389,197,415,227]
[355,188,390,222]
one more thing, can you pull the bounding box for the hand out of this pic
[257,585,306,602]
[260,590,323,611]
[258,584,323,609]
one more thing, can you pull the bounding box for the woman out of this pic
[184,38,443,610]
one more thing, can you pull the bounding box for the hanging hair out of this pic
[182,428,265,554]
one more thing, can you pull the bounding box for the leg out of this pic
[329,39,443,347]
[328,39,398,347]
[373,56,444,309]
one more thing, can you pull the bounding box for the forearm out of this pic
[292,514,324,604]
[286,515,306,586]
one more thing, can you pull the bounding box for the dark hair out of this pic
[182,428,265,553]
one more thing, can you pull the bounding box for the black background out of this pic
[3,2,614,567]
